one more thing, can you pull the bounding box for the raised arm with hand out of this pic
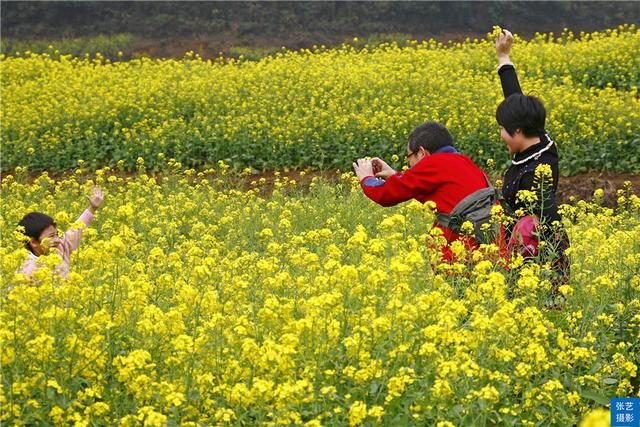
[64,187,104,252]
[496,29,514,67]
[87,186,104,214]
[495,29,522,97]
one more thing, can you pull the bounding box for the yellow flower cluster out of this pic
[1,25,638,174]
[1,167,638,425]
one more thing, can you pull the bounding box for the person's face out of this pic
[405,143,428,167]
[500,126,522,155]
[30,225,62,256]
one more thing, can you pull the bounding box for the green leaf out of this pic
[369,380,380,396]
[580,389,610,406]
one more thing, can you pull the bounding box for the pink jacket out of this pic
[20,209,94,279]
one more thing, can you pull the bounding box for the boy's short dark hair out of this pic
[408,121,454,153]
[496,93,546,137]
[18,212,55,250]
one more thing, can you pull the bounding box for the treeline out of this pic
[3,1,639,43]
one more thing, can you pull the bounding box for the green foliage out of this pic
[1,26,638,175]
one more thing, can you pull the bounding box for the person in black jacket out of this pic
[495,29,570,306]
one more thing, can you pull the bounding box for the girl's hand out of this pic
[496,29,514,59]
[371,157,397,179]
[87,187,104,213]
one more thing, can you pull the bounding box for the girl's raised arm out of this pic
[496,29,522,98]
[64,187,104,251]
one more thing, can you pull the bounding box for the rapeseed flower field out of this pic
[1,26,639,426]
[1,166,639,426]
[1,26,638,173]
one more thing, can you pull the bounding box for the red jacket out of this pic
[360,153,489,260]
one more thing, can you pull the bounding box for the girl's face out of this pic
[31,225,62,255]
[500,126,520,155]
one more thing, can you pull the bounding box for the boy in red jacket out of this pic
[353,121,491,262]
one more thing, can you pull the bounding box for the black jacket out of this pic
[498,64,562,225]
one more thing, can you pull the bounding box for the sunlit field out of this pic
[1,25,639,426]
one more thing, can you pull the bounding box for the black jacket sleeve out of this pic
[498,64,523,98]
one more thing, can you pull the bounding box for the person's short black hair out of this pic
[17,212,55,251]
[496,93,546,137]
[408,121,454,153]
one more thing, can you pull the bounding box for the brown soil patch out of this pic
[557,172,640,206]
[246,170,640,207]
[3,169,639,207]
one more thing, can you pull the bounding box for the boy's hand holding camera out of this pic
[371,158,396,179]
[353,158,397,181]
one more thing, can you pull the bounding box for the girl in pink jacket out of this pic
[17,187,104,279]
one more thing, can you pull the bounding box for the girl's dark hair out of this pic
[408,121,454,153]
[17,212,55,251]
[496,93,546,137]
